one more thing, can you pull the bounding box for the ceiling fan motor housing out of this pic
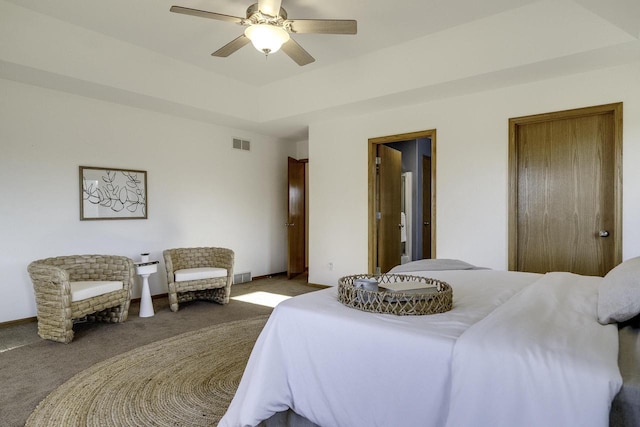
[246,3,288,22]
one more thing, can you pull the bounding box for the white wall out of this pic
[0,78,294,323]
[308,62,640,286]
[260,1,635,123]
[295,140,309,160]
[0,1,255,123]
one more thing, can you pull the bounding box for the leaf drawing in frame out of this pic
[80,166,148,220]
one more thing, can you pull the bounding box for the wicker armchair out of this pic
[27,255,134,343]
[163,247,234,312]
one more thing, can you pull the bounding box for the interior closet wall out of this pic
[387,138,431,261]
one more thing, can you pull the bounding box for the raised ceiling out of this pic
[4,0,545,86]
[1,0,639,139]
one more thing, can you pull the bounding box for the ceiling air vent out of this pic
[233,138,251,151]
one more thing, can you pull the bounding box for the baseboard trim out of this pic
[130,293,168,304]
[306,282,330,289]
[253,272,287,280]
[0,316,37,328]
[2,273,298,326]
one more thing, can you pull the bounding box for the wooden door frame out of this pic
[508,102,623,271]
[368,130,437,274]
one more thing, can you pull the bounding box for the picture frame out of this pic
[79,166,148,220]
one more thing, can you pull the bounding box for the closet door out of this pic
[509,103,622,276]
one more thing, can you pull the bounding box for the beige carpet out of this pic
[26,316,268,426]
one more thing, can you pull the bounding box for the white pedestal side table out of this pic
[134,261,159,318]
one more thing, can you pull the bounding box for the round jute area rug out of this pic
[26,316,269,427]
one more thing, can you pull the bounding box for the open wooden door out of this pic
[377,145,402,273]
[287,157,306,278]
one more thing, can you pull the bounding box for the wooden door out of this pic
[422,155,432,259]
[377,145,402,273]
[287,157,305,278]
[509,104,622,276]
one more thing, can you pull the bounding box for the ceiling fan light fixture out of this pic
[244,24,290,55]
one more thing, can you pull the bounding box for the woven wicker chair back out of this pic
[165,247,233,271]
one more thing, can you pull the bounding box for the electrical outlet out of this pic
[328,262,334,271]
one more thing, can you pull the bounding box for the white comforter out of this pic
[219,270,622,427]
[447,272,622,427]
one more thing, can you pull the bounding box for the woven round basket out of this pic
[338,274,452,316]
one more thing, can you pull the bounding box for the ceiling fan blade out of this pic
[281,38,315,66]
[170,6,244,25]
[286,19,357,35]
[212,35,251,57]
[258,0,282,17]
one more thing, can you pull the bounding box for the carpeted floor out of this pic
[0,274,318,427]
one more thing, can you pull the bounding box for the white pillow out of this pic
[597,256,640,324]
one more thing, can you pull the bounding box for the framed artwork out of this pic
[80,166,147,220]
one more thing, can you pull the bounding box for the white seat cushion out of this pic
[69,281,123,302]
[174,267,228,282]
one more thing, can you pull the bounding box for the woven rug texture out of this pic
[26,315,268,426]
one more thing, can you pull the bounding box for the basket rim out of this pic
[337,273,453,316]
[339,274,451,294]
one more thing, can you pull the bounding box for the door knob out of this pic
[599,230,610,238]
[423,222,430,226]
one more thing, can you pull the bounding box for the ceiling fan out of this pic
[170,0,357,66]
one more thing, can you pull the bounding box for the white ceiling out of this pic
[4,0,542,86]
[2,0,639,139]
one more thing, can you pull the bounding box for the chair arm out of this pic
[212,248,234,272]
[163,250,176,285]
[28,262,70,287]
[27,262,72,306]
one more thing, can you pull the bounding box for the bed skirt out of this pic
[258,410,319,427]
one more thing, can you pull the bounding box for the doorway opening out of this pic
[368,130,436,274]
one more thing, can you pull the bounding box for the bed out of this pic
[219,259,640,427]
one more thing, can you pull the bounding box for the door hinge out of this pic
[376,212,382,220]
[375,157,381,165]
